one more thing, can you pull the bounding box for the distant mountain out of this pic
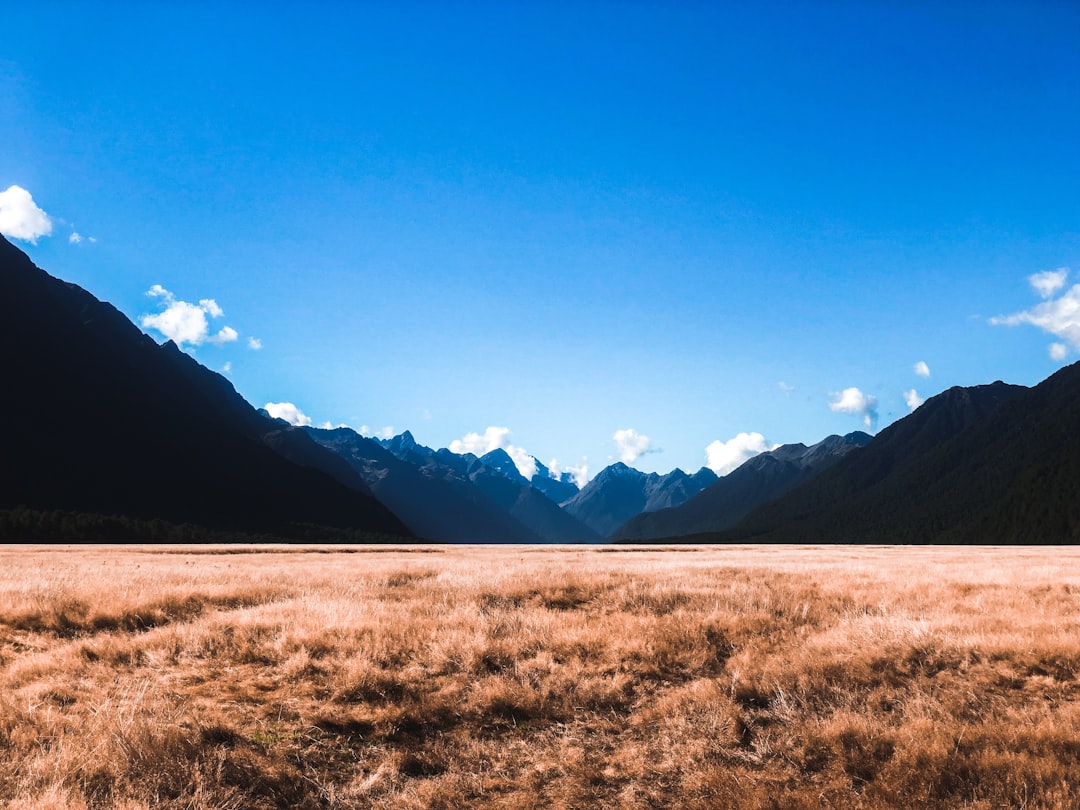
[477,449,580,504]
[561,462,718,537]
[611,432,870,541]
[529,459,580,504]
[380,433,599,543]
[305,427,539,542]
[713,379,1058,542]
[0,235,410,539]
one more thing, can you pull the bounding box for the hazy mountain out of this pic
[0,235,410,539]
[305,427,540,542]
[611,432,870,541]
[529,458,580,504]
[714,379,1057,542]
[380,434,599,543]
[561,462,718,537]
[477,449,581,504]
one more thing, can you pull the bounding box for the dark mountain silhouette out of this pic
[379,434,599,542]
[305,427,542,542]
[0,235,409,539]
[561,462,718,537]
[611,432,870,541]
[705,379,1067,543]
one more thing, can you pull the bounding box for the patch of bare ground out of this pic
[2,544,1079,808]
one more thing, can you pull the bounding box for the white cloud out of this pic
[222,361,232,373]
[199,298,224,318]
[991,279,1080,350]
[358,425,396,439]
[913,361,930,378]
[208,325,238,345]
[705,431,772,475]
[612,428,658,465]
[903,389,924,411]
[778,381,795,396]
[450,426,538,479]
[1049,342,1068,362]
[828,387,878,430]
[0,185,53,243]
[1028,268,1069,299]
[549,458,590,488]
[248,337,262,350]
[264,402,312,427]
[140,285,241,348]
[69,232,82,244]
[563,462,589,488]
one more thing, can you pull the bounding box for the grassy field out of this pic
[1,544,1079,809]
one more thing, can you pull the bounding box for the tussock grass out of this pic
[1,544,1079,808]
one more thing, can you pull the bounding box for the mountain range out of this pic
[610,432,871,541]
[4,232,1080,543]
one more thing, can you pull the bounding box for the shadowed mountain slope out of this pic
[477,449,581,504]
[305,427,542,542]
[708,378,1078,543]
[612,432,870,541]
[0,236,409,539]
[379,434,599,543]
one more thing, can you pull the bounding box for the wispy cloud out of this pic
[903,389,925,411]
[248,337,262,350]
[778,381,795,396]
[450,426,538,479]
[991,268,1080,355]
[612,428,658,465]
[1028,268,1069,299]
[0,185,52,243]
[264,401,312,427]
[140,285,240,348]
[913,361,930,378]
[828,387,878,430]
[548,458,590,488]
[360,425,396,440]
[705,432,771,475]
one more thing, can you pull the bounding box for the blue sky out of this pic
[3,2,1078,480]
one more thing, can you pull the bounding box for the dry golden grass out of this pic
[2,544,1079,809]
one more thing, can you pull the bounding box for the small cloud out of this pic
[320,421,353,430]
[264,401,312,427]
[612,428,659,465]
[778,381,795,396]
[140,285,241,348]
[69,232,82,244]
[359,425,395,439]
[247,336,262,350]
[903,389,925,411]
[450,426,538,478]
[1029,268,1069,299]
[0,185,53,243]
[1049,342,1068,362]
[705,432,772,475]
[564,461,589,488]
[913,361,931,378]
[208,325,238,346]
[828,387,878,430]
[222,361,232,373]
[199,298,224,318]
[550,457,590,488]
